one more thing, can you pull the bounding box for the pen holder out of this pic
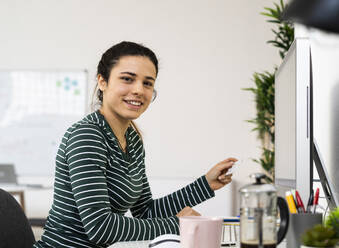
[286,213,323,248]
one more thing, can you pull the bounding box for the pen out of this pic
[306,189,314,213]
[285,191,297,214]
[295,190,306,213]
[291,189,296,201]
[313,188,320,213]
[291,189,298,211]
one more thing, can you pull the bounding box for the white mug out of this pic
[179,216,223,248]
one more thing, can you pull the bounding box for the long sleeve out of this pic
[130,167,215,219]
[66,124,179,245]
[34,111,215,248]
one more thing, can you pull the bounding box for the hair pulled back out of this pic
[95,41,159,104]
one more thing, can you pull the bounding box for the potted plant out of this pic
[244,0,294,182]
[301,224,339,248]
[301,208,339,247]
[325,207,339,238]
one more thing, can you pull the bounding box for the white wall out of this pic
[0,0,281,216]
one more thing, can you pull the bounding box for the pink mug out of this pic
[179,216,223,248]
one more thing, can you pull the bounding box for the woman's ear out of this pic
[97,74,107,91]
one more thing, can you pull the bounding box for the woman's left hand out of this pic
[205,157,238,191]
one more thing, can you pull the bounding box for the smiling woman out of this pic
[96,55,156,151]
[33,41,237,248]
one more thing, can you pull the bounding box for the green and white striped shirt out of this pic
[34,111,215,248]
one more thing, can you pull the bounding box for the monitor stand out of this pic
[313,140,339,210]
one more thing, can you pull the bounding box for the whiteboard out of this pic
[0,70,87,176]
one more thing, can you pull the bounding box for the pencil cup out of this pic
[286,213,322,248]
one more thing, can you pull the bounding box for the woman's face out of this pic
[98,55,156,122]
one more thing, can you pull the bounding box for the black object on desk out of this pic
[0,188,36,247]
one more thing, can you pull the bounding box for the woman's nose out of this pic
[132,81,144,95]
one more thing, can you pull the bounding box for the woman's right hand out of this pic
[176,206,201,217]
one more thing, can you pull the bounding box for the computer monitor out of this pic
[275,38,312,203]
[275,38,339,209]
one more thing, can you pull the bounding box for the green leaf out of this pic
[243,0,294,181]
[280,0,285,9]
[267,20,281,24]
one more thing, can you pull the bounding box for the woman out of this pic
[34,41,236,248]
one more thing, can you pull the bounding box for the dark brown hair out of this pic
[93,41,159,137]
[94,41,158,104]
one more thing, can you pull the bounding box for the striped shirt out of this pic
[34,110,215,248]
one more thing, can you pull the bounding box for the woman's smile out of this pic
[123,99,143,110]
[98,55,156,122]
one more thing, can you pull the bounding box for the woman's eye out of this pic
[144,81,153,87]
[121,77,133,82]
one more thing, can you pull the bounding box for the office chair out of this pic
[0,188,35,248]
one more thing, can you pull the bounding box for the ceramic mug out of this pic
[179,216,223,248]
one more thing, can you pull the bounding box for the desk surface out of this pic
[110,241,287,248]
[110,241,150,248]
[0,184,52,190]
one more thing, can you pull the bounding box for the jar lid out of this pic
[239,173,277,194]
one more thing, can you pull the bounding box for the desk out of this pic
[0,184,53,217]
[110,240,287,248]
[109,219,287,248]
[110,241,150,248]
